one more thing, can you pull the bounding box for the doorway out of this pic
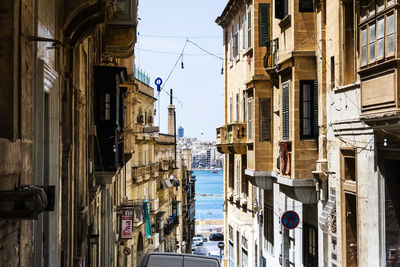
[137,232,144,266]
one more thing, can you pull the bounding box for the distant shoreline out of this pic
[192,168,223,171]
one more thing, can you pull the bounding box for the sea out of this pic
[194,170,224,220]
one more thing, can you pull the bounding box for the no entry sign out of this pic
[281,211,300,229]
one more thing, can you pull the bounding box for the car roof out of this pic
[139,252,220,267]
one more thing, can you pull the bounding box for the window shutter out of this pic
[313,80,319,139]
[248,9,252,48]
[260,98,271,142]
[283,0,289,18]
[259,4,270,47]
[282,83,289,140]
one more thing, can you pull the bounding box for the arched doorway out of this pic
[137,232,144,266]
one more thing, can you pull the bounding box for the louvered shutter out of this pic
[260,98,271,142]
[282,83,289,140]
[313,80,319,139]
[283,0,289,18]
[259,4,270,47]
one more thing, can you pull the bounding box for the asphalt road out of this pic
[192,240,224,261]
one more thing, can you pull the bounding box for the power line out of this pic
[136,47,223,56]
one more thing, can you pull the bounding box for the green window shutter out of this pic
[259,4,270,47]
[248,9,252,48]
[313,80,319,139]
[299,0,314,12]
[282,83,289,140]
[259,98,271,142]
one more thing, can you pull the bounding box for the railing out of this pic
[216,126,226,146]
[226,123,247,144]
[159,160,175,171]
[150,163,159,176]
[132,166,144,183]
[264,38,279,70]
[134,66,151,86]
[164,215,179,235]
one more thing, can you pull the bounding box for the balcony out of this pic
[159,160,175,172]
[216,123,247,154]
[264,39,279,84]
[150,163,159,178]
[276,141,318,204]
[164,215,179,235]
[148,233,160,251]
[149,198,160,213]
[132,166,144,183]
[359,63,400,123]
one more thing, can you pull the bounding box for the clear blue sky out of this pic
[135,0,226,141]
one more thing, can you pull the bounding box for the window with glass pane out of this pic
[387,0,394,6]
[369,2,375,17]
[300,82,312,138]
[248,9,252,48]
[377,17,384,58]
[230,31,233,61]
[248,99,252,139]
[236,93,239,122]
[387,13,394,55]
[361,28,367,65]
[229,241,234,267]
[369,24,376,61]
[230,97,233,123]
[241,249,248,267]
[377,0,384,13]
[243,14,246,49]
[360,5,367,22]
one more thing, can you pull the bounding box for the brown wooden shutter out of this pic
[260,98,271,142]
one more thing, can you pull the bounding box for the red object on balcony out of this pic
[279,141,291,175]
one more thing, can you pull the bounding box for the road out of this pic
[193,240,224,261]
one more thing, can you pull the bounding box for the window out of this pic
[264,205,274,252]
[342,149,356,182]
[387,13,394,55]
[282,82,289,140]
[229,241,234,267]
[233,23,239,58]
[248,8,252,48]
[299,0,314,12]
[369,23,376,61]
[236,93,239,122]
[259,4,270,47]
[236,159,240,194]
[377,17,385,58]
[243,95,246,122]
[303,223,318,267]
[242,14,246,49]
[275,0,289,19]
[330,56,335,88]
[241,248,248,267]
[343,2,355,84]
[248,99,252,139]
[105,93,111,120]
[384,160,400,267]
[229,155,234,189]
[241,155,248,196]
[361,27,367,65]
[230,97,233,123]
[300,80,318,139]
[230,30,233,61]
[259,98,271,142]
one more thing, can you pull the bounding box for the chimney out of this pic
[168,89,175,136]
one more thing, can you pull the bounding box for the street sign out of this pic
[281,210,300,230]
[155,77,162,92]
[218,241,225,249]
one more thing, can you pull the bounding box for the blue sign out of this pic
[281,211,300,229]
[155,77,162,92]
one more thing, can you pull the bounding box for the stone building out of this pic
[218,0,400,267]
[0,0,187,266]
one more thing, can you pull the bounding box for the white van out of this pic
[139,252,220,267]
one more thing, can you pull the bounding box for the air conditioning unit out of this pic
[148,233,160,250]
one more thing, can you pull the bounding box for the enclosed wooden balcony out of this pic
[216,123,247,154]
[132,166,144,183]
[276,141,318,204]
[359,63,400,122]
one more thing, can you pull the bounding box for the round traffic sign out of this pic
[217,241,225,249]
[281,210,300,229]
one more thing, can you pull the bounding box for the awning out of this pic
[164,179,173,188]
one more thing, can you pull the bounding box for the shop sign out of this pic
[121,215,133,239]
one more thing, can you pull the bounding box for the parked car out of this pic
[209,233,224,241]
[192,237,204,246]
[194,234,208,242]
[193,246,209,256]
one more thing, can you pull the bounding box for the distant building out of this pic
[178,126,184,138]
